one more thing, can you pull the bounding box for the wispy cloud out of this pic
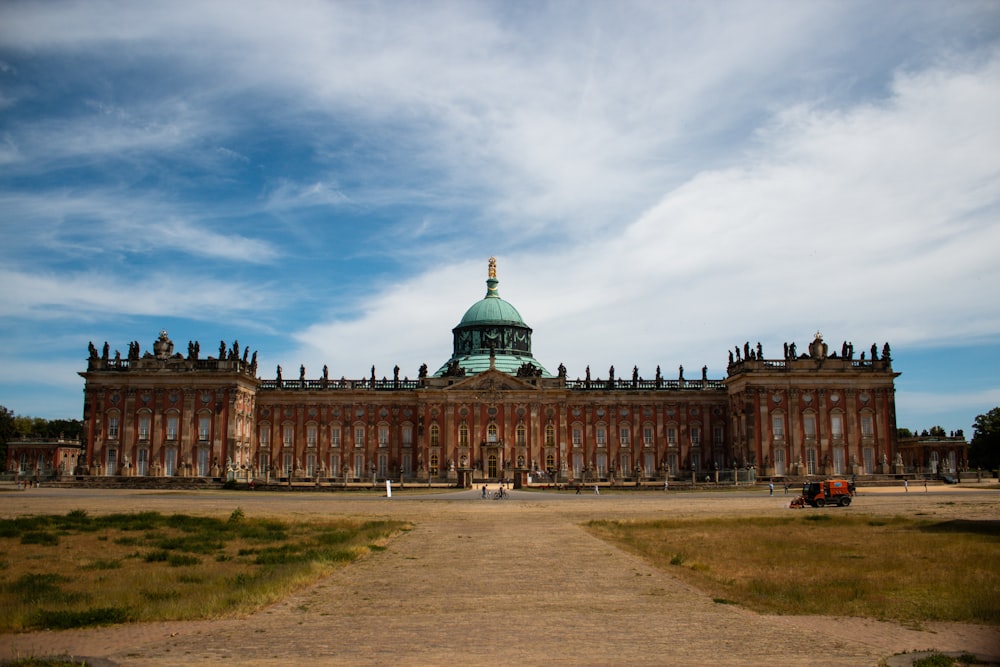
[1,191,280,264]
[0,268,278,321]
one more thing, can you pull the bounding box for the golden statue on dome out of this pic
[488,256,497,279]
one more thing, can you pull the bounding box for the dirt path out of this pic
[1,485,998,666]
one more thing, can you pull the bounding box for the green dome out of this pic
[458,277,527,326]
[434,258,551,378]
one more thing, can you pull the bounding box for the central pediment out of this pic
[443,368,540,392]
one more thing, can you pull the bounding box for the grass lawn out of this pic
[0,509,409,632]
[586,513,1000,626]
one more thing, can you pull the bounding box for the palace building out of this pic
[77,258,901,485]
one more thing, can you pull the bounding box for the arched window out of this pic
[137,411,151,441]
[429,454,439,475]
[545,424,555,446]
[458,423,469,446]
[545,452,555,470]
[198,412,212,442]
[106,412,120,440]
[430,423,440,446]
[487,423,498,442]
[516,423,526,446]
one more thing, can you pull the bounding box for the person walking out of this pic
[663,479,669,492]
[594,484,600,495]
[768,482,774,496]
[904,479,908,493]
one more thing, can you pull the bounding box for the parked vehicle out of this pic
[790,479,854,508]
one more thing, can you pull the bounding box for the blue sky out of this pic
[1,1,998,435]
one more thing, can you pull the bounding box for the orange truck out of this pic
[789,479,854,508]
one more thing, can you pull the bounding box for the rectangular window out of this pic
[166,416,178,441]
[283,452,293,476]
[355,426,365,448]
[863,447,874,474]
[690,427,700,446]
[138,416,150,441]
[165,447,177,476]
[667,427,677,445]
[331,426,341,448]
[108,416,119,440]
[260,427,270,448]
[861,414,874,439]
[137,448,148,476]
[378,425,389,447]
[283,425,294,447]
[619,427,630,446]
[772,414,785,439]
[643,426,653,447]
[596,427,607,447]
[402,425,413,446]
[572,428,582,447]
[199,416,211,442]
[831,414,844,439]
[807,448,817,475]
[804,415,816,440]
[307,425,317,448]
[714,425,724,445]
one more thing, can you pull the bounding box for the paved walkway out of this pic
[2,486,998,666]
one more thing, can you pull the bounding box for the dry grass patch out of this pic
[0,509,409,632]
[586,514,1000,625]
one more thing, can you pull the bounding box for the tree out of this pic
[0,406,16,468]
[969,407,1000,471]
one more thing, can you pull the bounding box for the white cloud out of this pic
[0,191,280,264]
[0,268,278,322]
[283,51,1000,382]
